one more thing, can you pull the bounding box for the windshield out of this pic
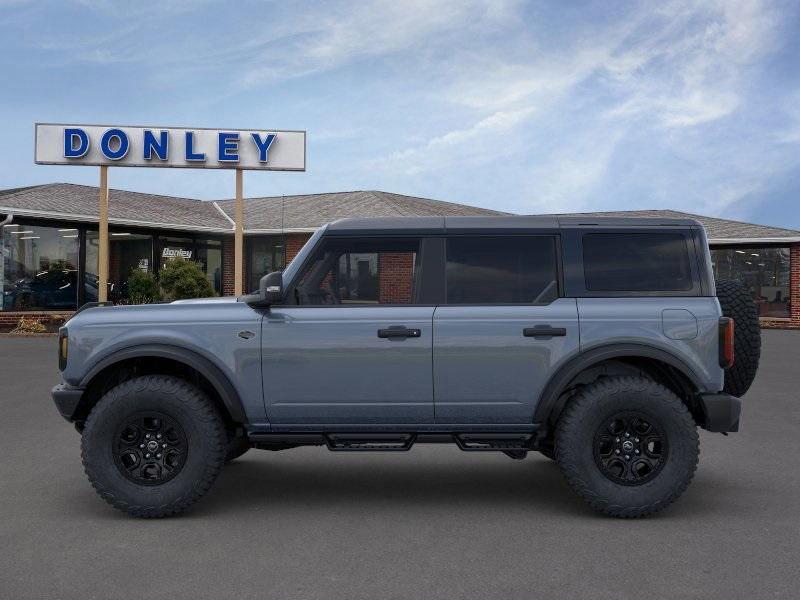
[281,225,326,285]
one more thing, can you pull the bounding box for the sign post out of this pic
[34,124,306,301]
[235,169,244,296]
[98,166,109,302]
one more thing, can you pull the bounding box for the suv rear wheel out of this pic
[555,376,699,518]
[81,375,226,518]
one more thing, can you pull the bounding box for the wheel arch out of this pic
[77,344,247,426]
[534,343,704,428]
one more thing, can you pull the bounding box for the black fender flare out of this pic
[533,343,703,426]
[79,344,247,423]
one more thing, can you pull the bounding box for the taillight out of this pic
[719,317,734,369]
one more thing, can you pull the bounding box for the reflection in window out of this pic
[295,238,419,305]
[2,224,80,310]
[711,247,791,319]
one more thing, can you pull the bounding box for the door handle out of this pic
[523,325,567,338]
[378,326,422,339]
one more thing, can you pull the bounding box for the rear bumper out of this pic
[698,392,742,433]
[52,383,85,422]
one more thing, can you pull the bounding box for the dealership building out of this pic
[1,182,798,329]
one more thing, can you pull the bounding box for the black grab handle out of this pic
[523,326,567,338]
[378,327,422,339]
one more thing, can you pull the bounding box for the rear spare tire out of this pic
[716,279,761,397]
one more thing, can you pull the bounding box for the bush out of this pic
[11,316,47,334]
[127,269,161,304]
[159,259,214,301]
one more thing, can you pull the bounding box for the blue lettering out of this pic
[100,128,129,160]
[185,131,205,161]
[218,132,239,162]
[143,130,168,160]
[251,133,276,162]
[63,128,89,158]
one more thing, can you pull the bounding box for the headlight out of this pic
[58,328,68,371]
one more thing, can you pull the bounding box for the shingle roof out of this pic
[214,190,504,231]
[545,209,800,242]
[1,184,797,242]
[0,183,230,232]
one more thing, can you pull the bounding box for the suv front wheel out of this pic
[555,376,699,518]
[81,375,226,518]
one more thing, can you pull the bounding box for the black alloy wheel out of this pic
[593,412,667,485]
[114,412,188,485]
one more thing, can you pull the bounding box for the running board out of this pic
[246,431,536,452]
[454,433,534,451]
[325,433,416,451]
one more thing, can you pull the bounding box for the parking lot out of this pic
[0,331,798,599]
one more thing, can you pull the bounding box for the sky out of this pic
[1,0,799,228]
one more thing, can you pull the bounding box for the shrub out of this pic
[159,259,214,301]
[127,269,161,304]
[11,316,47,334]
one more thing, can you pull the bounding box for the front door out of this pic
[262,236,434,426]
[433,235,579,424]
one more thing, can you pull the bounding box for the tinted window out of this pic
[446,236,558,304]
[583,233,693,292]
[294,238,419,305]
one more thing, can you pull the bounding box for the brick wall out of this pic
[222,237,236,296]
[285,233,311,263]
[378,252,415,304]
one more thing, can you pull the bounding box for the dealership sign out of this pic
[34,123,306,171]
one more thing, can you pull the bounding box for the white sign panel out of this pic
[34,123,306,171]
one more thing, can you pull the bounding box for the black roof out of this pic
[327,215,701,234]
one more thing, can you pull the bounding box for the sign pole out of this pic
[98,166,109,303]
[234,168,244,296]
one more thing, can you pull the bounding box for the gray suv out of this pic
[52,216,760,518]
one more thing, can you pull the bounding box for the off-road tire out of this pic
[555,376,699,518]
[225,433,251,463]
[81,375,226,518]
[716,279,761,397]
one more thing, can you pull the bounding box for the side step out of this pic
[454,433,534,451]
[325,433,416,451]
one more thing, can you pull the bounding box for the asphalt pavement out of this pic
[0,331,798,599]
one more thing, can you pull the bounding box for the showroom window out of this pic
[2,223,80,311]
[248,236,285,293]
[158,236,223,297]
[85,230,154,304]
[711,247,791,319]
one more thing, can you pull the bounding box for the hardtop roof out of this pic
[326,215,702,234]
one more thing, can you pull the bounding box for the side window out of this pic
[582,233,693,292]
[446,236,559,304]
[294,238,420,305]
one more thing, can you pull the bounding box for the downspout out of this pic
[0,213,11,226]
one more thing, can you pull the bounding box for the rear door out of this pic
[433,235,579,424]
[262,236,435,425]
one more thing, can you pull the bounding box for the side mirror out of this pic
[259,271,284,305]
[240,271,283,307]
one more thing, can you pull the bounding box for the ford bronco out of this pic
[52,216,760,518]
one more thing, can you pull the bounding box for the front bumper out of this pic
[698,392,742,433]
[52,383,85,422]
